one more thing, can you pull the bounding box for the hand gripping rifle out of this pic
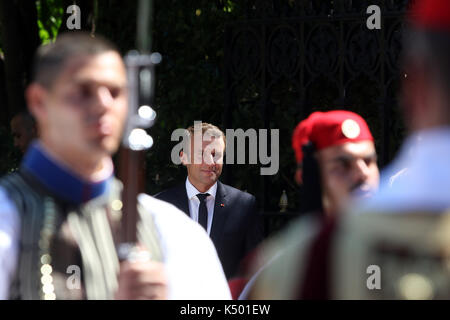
[117,0,162,261]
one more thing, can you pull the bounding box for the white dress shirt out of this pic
[185,178,217,236]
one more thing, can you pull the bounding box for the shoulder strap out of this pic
[137,201,164,262]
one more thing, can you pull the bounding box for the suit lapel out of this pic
[210,181,228,246]
[173,183,190,217]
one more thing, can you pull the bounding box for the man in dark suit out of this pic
[155,122,263,279]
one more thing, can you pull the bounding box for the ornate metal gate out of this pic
[222,0,409,216]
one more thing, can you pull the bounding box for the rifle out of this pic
[117,0,161,260]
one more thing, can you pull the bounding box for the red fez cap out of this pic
[292,110,374,163]
[409,0,450,31]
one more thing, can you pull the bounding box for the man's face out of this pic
[10,116,35,154]
[317,140,379,214]
[184,136,225,192]
[33,51,127,162]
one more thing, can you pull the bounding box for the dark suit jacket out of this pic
[155,181,263,279]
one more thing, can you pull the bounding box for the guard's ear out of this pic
[295,168,303,185]
[180,150,189,166]
[26,83,47,124]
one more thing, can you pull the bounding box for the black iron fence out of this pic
[222,0,409,221]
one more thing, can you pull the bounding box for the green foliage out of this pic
[36,0,64,44]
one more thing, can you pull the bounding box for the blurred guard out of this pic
[246,110,379,299]
[0,33,230,300]
[331,0,450,299]
[251,0,450,300]
[292,110,379,217]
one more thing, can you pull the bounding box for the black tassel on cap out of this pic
[300,142,323,215]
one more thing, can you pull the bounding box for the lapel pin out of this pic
[220,203,225,207]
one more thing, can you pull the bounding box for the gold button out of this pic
[111,199,123,211]
[40,254,52,265]
[397,273,434,300]
[39,239,50,249]
[42,283,54,294]
[40,264,53,275]
[41,274,53,285]
[44,292,56,300]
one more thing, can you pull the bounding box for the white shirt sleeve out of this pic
[0,187,21,300]
[138,194,231,300]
